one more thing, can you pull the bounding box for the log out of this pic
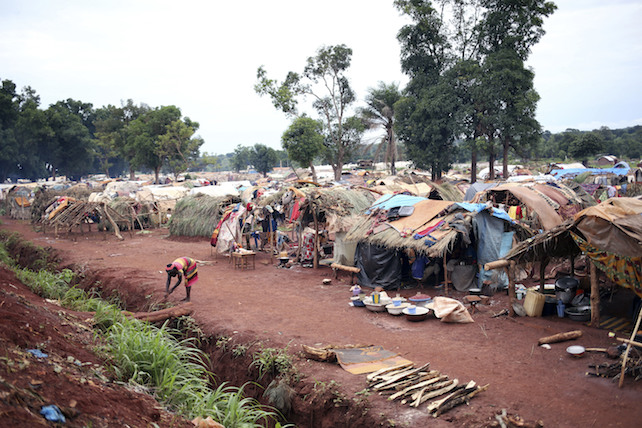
[484,259,510,270]
[537,330,582,346]
[330,263,361,273]
[366,362,414,382]
[616,337,642,348]
[372,363,430,390]
[129,303,193,322]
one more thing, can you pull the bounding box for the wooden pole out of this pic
[312,202,319,269]
[505,261,516,316]
[619,304,642,387]
[589,261,600,327]
[102,203,123,241]
[443,256,449,296]
[539,258,549,294]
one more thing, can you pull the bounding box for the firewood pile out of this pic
[586,347,642,381]
[366,363,488,416]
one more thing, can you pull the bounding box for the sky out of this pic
[1,0,641,156]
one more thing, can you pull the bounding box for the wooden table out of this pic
[232,251,256,270]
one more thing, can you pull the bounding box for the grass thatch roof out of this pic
[502,220,580,263]
[168,194,241,237]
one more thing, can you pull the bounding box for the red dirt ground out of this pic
[1,217,641,427]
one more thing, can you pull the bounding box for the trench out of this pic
[3,233,383,428]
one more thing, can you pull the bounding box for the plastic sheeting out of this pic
[333,232,357,266]
[355,242,402,290]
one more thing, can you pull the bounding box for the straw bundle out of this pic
[169,194,240,237]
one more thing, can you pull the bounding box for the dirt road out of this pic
[2,217,640,427]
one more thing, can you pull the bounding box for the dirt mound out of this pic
[0,265,192,427]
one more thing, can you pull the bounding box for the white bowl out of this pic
[365,302,388,312]
[386,302,410,315]
[566,345,585,357]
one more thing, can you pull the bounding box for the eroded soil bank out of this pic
[2,217,642,427]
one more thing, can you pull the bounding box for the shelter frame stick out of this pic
[313,203,319,269]
[504,261,516,316]
[619,303,642,388]
[443,256,449,296]
[589,261,600,327]
[539,257,549,293]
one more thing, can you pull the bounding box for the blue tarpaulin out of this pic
[367,194,427,213]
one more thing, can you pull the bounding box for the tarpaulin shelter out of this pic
[346,194,531,290]
[471,182,594,231]
[498,197,642,325]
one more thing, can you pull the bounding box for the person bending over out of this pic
[165,257,198,302]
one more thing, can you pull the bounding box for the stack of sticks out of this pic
[587,347,642,381]
[366,363,488,416]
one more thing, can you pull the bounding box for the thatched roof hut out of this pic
[169,194,241,237]
[494,197,642,325]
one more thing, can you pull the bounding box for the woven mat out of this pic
[598,316,633,334]
[333,345,413,375]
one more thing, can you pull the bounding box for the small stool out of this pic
[463,295,482,313]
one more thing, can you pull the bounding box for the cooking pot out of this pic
[555,276,579,304]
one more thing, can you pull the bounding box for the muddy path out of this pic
[2,217,641,427]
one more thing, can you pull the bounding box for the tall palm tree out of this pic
[359,82,402,175]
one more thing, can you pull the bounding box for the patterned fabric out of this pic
[171,257,198,287]
[302,232,315,261]
[571,232,642,298]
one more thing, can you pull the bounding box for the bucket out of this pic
[523,290,546,317]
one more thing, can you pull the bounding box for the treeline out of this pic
[0,79,205,183]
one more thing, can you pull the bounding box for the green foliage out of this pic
[359,82,402,174]
[255,44,362,180]
[569,131,605,161]
[281,116,325,171]
[250,343,294,380]
[249,143,279,177]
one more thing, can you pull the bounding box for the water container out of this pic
[523,290,546,317]
[557,300,566,318]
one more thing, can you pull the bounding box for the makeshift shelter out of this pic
[345,194,532,290]
[170,194,241,237]
[471,181,594,231]
[39,197,132,240]
[495,198,642,324]
[6,186,33,220]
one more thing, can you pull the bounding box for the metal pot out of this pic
[555,277,579,304]
[565,305,591,322]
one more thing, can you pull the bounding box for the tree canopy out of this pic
[255,44,364,180]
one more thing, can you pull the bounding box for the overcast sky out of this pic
[2,0,641,155]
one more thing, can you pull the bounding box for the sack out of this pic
[431,297,474,323]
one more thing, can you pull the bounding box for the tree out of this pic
[359,82,402,175]
[15,90,53,181]
[0,79,20,181]
[569,132,604,164]
[281,116,325,182]
[128,105,182,184]
[44,101,94,180]
[395,0,459,180]
[117,100,151,179]
[255,44,363,180]
[249,143,278,177]
[230,145,252,173]
[481,48,541,178]
[93,105,126,178]
[159,118,204,180]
